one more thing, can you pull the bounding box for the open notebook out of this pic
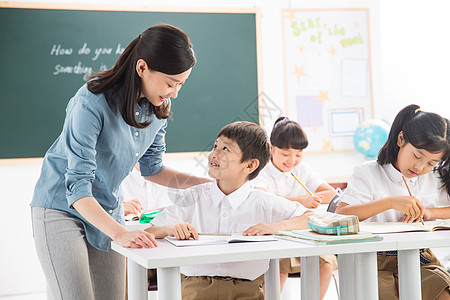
[165,235,277,247]
[275,229,382,245]
[360,220,450,234]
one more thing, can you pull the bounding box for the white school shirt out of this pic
[151,180,307,280]
[252,160,325,197]
[121,167,175,210]
[339,161,450,222]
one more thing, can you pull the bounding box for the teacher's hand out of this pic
[115,230,158,248]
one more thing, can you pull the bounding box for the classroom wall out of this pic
[1,0,449,297]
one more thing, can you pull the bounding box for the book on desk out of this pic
[359,220,450,234]
[165,234,277,247]
[275,229,383,245]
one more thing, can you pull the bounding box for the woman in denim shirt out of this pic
[30,24,210,300]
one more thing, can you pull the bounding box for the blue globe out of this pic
[353,119,390,158]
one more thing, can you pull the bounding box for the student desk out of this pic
[113,230,450,300]
[112,236,399,300]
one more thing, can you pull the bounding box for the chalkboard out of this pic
[0,5,260,159]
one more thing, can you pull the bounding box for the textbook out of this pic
[359,220,450,234]
[275,229,383,245]
[165,234,277,247]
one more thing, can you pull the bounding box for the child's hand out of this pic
[168,222,198,240]
[243,222,278,236]
[300,194,323,208]
[123,199,143,216]
[391,196,424,221]
[115,230,158,248]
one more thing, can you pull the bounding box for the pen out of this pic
[402,175,424,225]
[291,173,313,195]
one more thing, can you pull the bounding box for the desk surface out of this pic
[112,231,450,270]
[112,235,397,269]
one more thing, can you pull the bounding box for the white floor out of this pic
[281,273,339,300]
[0,277,339,300]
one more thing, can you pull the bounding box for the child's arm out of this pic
[145,222,199,240]
[242,211,314,236]
[123,199,143,216]
[255,186,322,208]
[422,207,450,220]
[335,196,424,221]
[284,195,322,208]
[314,183,337,204]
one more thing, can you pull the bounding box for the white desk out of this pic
[112,236,398,300]
[112,231,450,300]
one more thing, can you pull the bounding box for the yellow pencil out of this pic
[402,175,424,225]
[291,173,313,195]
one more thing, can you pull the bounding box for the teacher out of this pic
[30,24,209,300]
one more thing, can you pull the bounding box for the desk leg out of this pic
[265,258,281,300]
[300,256,320,300]
[398,249,421,300]
[355,252,378,300]
[127,259,147,300]
[338,253,356,300]
[157,267,181,300]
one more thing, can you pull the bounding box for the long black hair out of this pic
[378,104,450,194]
[270,117,308,150]
[88,24,196,128]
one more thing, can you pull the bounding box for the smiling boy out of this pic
[145,121,312,299]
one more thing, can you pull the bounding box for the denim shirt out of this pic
[31,84,167,251]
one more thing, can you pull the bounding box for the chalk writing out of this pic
[49,42,124,80]
[50,44,73,56]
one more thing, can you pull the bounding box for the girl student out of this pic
[31,24,210,300]
[252,117,337,298]
[336,104,450,300]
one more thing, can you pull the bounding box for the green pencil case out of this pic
[307,212,359,235]
[139,208,164,224]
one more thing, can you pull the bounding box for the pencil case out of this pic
[139,208,165,224]
[307,212,359,235]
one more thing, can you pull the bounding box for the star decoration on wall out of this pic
[292,65,307,83]
[286,11,296,21]
[322,140,333,152]
[328,47,337,57]
[316,90,330,104]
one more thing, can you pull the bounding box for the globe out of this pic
[353,119,390,158]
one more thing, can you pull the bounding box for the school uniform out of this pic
[252,160,338,273]
[340,160,450,300]
[121,167,176,209]
[151,180,307,300]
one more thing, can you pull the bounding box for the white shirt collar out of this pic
[210,179,252,209]
[266,160,291,178]
[383,163,418,185]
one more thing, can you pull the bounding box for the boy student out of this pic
[146,121,312,299]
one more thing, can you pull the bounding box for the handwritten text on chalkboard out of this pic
[50,43,125,80]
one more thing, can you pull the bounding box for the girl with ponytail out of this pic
[336,104,450,299]
[31,24,210,300]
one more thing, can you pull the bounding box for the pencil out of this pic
[291,173,313,195]
[402,175,424,225]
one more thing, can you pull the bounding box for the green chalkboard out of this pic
[0,6,260,159]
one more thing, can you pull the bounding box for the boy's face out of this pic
[271,146,303,173]
[208,136,248,182]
